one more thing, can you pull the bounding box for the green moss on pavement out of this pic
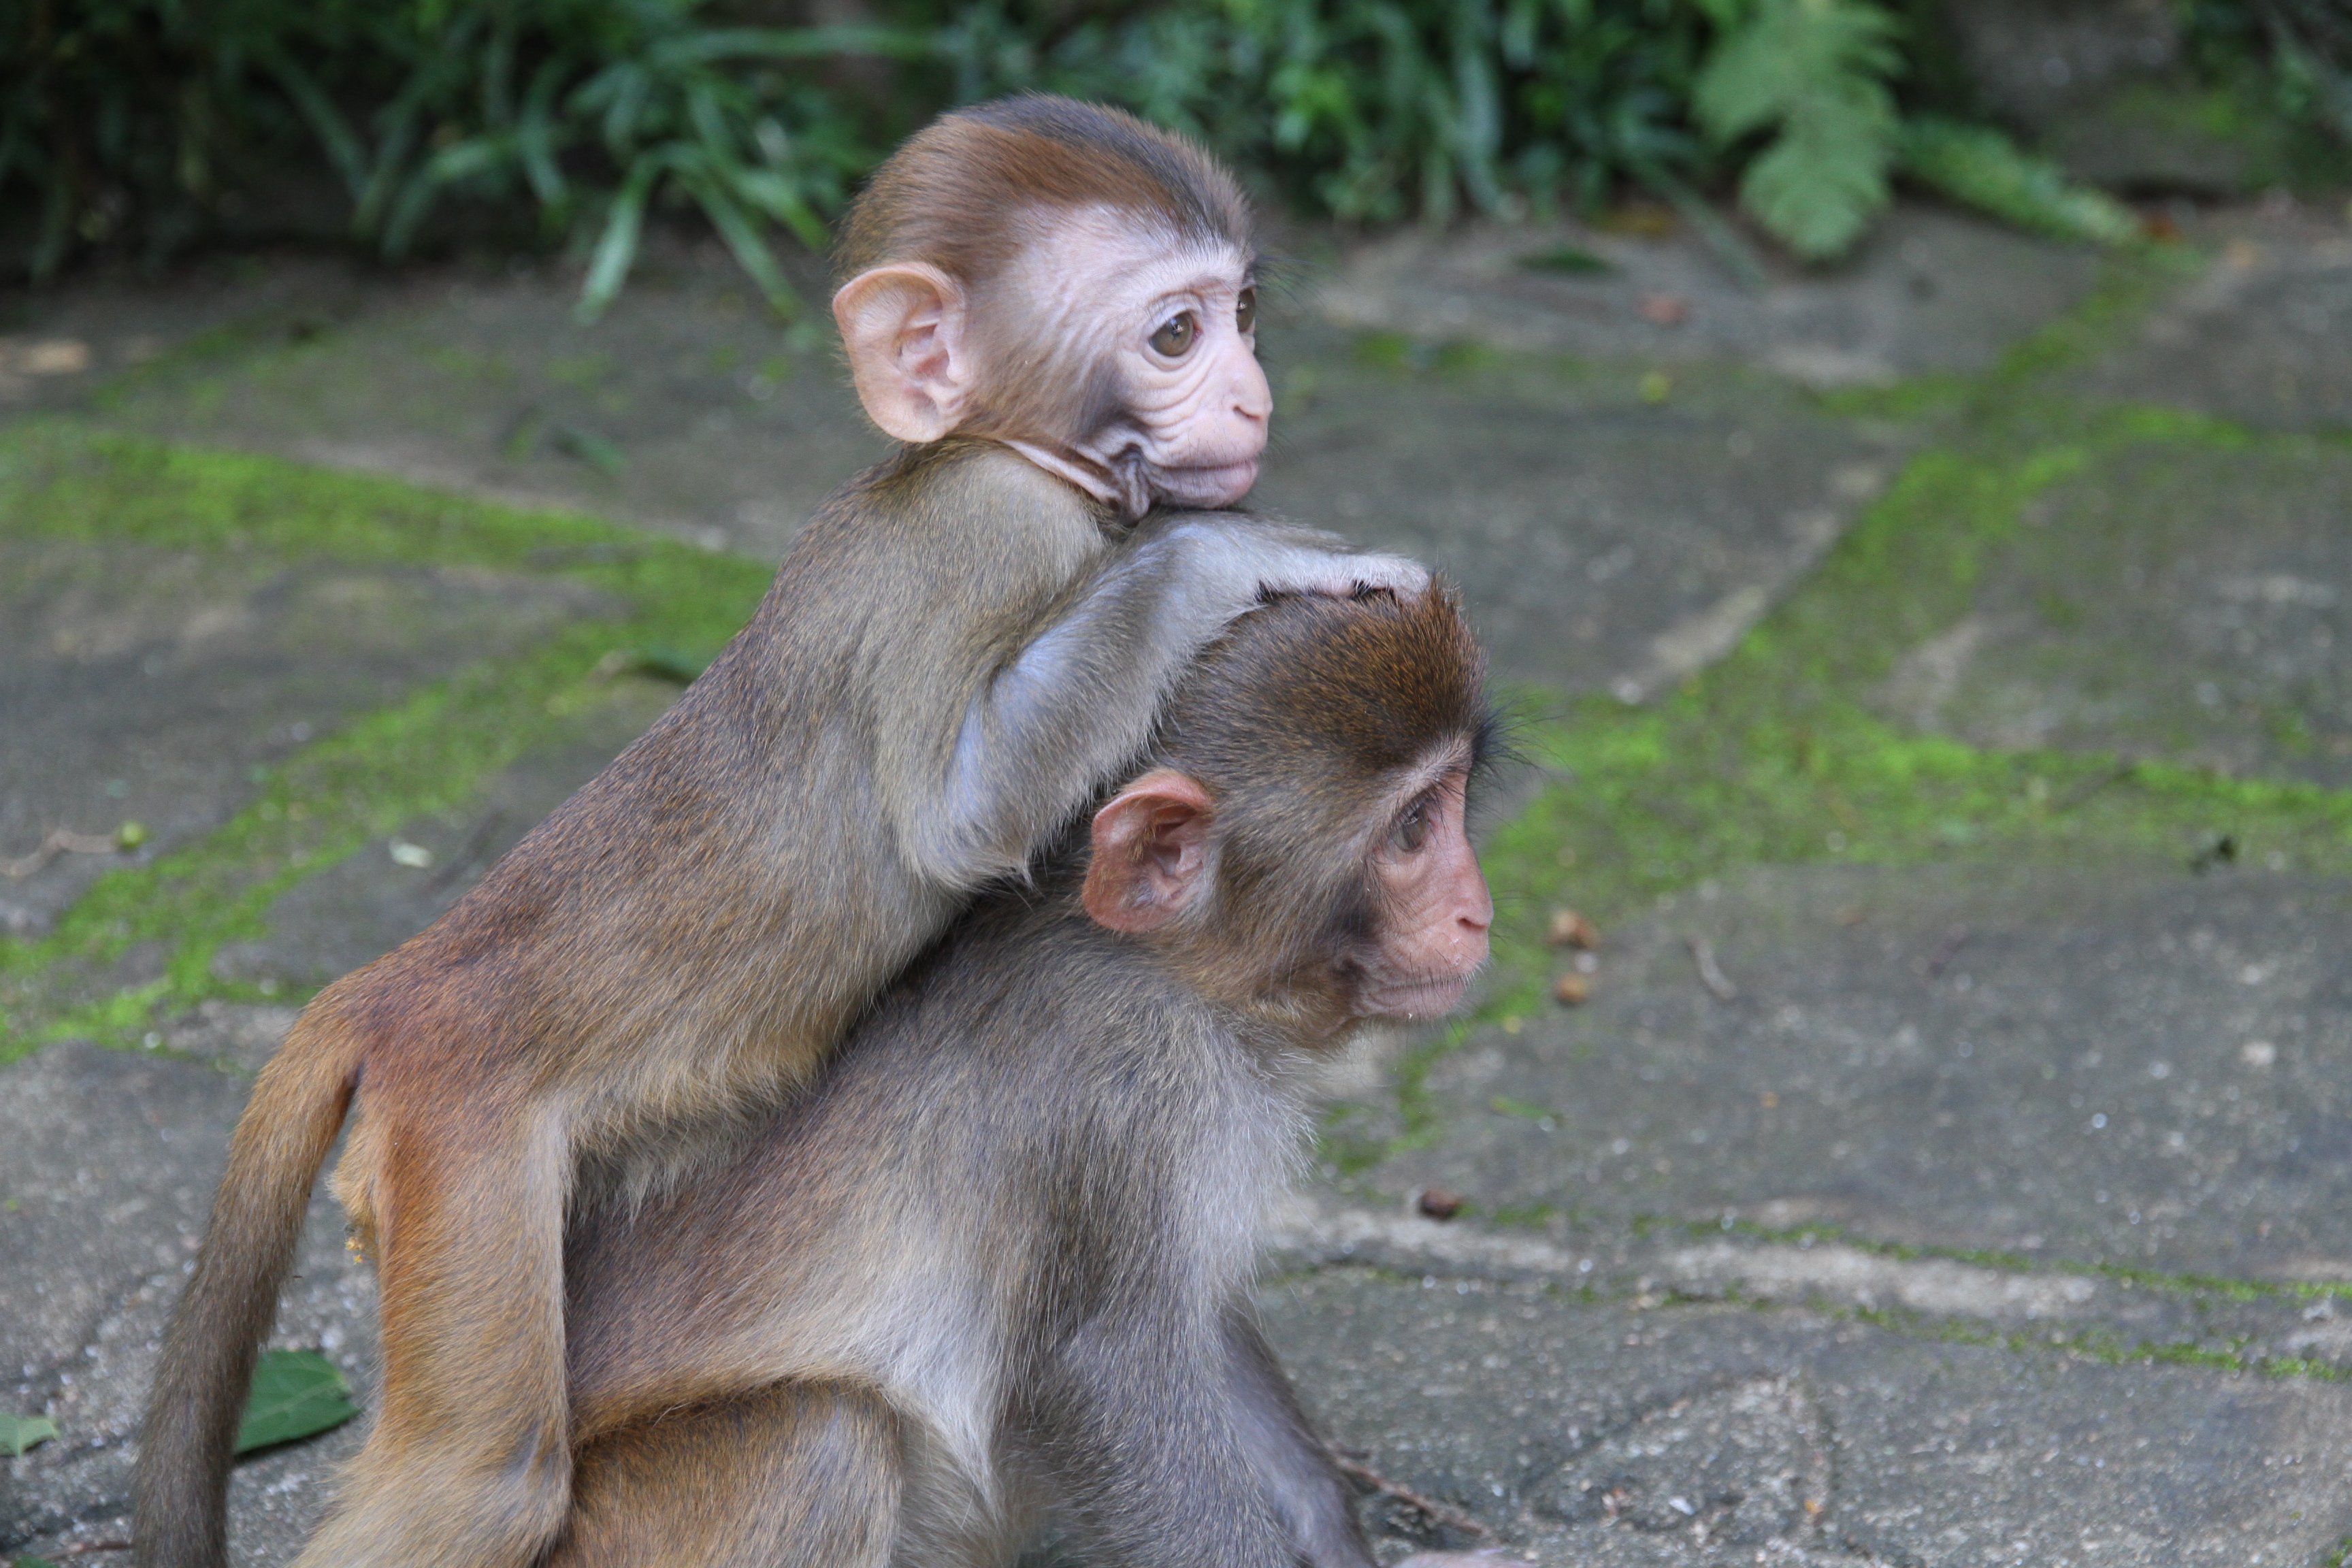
[0,427,772,1062]
[1476,412,2352,1011]
[12,242,2352,1152]
[1362,254,2352,1163]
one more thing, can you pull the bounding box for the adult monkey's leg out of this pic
[553,1384,902,1568]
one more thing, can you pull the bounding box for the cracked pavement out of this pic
[6,196,2352,1565]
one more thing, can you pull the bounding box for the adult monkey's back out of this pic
[549,587,1503,1568]
[134,97,1424,1568]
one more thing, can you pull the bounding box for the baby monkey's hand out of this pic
[1274,549,1431,603]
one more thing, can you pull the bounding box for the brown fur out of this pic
[137,96,1414,1568]
[833,96,1252,302]
[555,1384,902,1568]
[540,591,1493,1568]
[137,450,1405,1568]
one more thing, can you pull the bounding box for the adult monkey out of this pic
[135,97,1426,1568]
[549,587,1499,1568]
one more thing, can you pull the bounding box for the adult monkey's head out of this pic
[832,95,1269,519]
[1083,586,1499,1038]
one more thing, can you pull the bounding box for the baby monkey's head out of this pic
[833,95,1269,519]
[1082,587,1499,1036]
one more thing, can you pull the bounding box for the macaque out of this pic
[547,587,1498,1568]
[135,96,1427,1568]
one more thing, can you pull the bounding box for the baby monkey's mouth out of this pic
[1358,973,1474,1022]
[1153,456,1261,506]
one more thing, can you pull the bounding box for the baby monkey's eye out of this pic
[1390,794,1434,854]
[1236,287,1258,334]
[1150,310,1199,357]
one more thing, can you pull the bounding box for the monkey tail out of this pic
[133,1010,363,1568]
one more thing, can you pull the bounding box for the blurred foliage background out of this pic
[4,0,2349,316]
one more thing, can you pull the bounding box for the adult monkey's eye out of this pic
[1149,310,1198,357]
[1236,287,1258,334]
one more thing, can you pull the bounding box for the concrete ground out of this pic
[5,191,2352,1566]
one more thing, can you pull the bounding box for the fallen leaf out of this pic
[1518,246,1612,276]
[595,647,708,685]
[1544,910,1600,950]
[554,424,626,476]
[1,1411,57,1456]
[1597,200,1676,238]
[1553,974,1591,1006]
[235,1349,359,1453]
[1686,935,1739,1000]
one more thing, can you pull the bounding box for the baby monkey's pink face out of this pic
[1007,208,1272,508]
[1356,749,1492,1022]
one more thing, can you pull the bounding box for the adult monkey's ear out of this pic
[1083,770,1215,934]
[832,263,977,442]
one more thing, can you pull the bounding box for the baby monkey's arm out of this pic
[909,515,1429,885]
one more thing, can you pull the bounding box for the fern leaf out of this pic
[1898,116,2141,246]
[1741,89,1893,258]
[1696,0,1904,260]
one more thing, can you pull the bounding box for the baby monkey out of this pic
[550,587,1499,1568]
[136,96,1424,1568]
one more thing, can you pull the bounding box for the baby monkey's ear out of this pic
[833,263,977,442]
[1083,770,1215,934]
